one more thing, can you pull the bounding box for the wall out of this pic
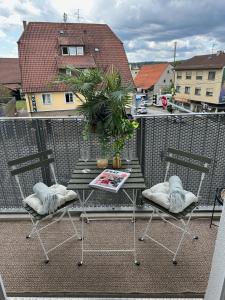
[204,203,225,300]
[25,91,84,113]
[174,69,223,104]
[0,97,16,117]
[153,64,174,94]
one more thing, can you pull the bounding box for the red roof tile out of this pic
[134,63,169,89]
[57,36,84,46]
[18,22,133,93]
[0,58,21,88]
[56,55,96,68]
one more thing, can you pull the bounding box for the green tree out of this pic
[58,67,138,156]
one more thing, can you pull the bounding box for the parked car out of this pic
[141,100,149,107]
[137,107,147,114]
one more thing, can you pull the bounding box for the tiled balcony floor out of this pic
[0,217,217,298]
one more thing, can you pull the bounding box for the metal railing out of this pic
[0,113,224,212]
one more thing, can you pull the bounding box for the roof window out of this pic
[61,46,84,56]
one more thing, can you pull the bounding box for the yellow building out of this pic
[25,92,84,116]
[174,52,225,112]
[18,22,133,116]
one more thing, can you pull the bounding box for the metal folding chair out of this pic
[139,147,211,264]
[0,275,7,300]
[8,149,81,263]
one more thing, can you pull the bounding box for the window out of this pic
[61,46,84,56]
[163,79,166,83]
[42,93,52,105]
[167,70,170,74]
[195,87,201,95]
[177,72,182,79]
[176,86,181,93]
[185,86,190,94]
[65,92,74,103]
[69,47,77,55]
[66,69,72,76]
[186,71,192,79]
[196,71,203,80]
[77,46,84,55]
[62,46,69,55]
[208,71,216,80]
[206,88,213,96]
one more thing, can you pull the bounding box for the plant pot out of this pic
[97,158,108,169]
[112,155,122,169]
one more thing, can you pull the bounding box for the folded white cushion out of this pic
[142,182,197,213]
[168,176,185,213]
[23,184,78,215]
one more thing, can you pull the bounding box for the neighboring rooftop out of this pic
[175,52,225,70]
[0,58,21,90]
[18,22,133,93]
[134,63,169,89]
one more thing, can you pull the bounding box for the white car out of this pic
[137,107,147,114]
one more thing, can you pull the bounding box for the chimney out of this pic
[22,20,27,29]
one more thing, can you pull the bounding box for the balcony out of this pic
[0,113,223,298]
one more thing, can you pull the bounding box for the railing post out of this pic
[136,117,145,206]
[32,119,52,186]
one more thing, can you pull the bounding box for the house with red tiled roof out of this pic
[0,58,21,97]
[18,21,133,115]
[134,63,173,98]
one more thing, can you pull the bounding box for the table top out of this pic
[67,159,146,190]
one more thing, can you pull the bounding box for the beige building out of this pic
[129,64,140,79]
[174,52,225,112]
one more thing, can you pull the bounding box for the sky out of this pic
[0,0,225,62]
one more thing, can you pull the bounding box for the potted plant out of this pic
[59,67,138,168]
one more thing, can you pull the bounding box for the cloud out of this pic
[88,0,225,61]
[0,0,225,61]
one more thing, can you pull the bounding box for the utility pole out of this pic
[172,41,177,97]
[173,41,177,67]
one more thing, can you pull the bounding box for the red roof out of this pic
[134,63,169,89]
[18,22,133,93]
[0,58,21,89]
[56,55,96,68]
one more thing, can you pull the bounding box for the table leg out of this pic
[133,189,140,266]
[78,212,84,266]
[122,189,140,265]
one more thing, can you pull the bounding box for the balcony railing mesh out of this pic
[0,114,224,211]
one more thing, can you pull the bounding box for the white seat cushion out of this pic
[23,184,78,215]
[142,182,197,213]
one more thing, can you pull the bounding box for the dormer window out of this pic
[61,46,84,56]
[62,46,69,55]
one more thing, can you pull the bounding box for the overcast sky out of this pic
[0,0,225,62]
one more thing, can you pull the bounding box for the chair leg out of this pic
[139,209,154,241]
[210,193,217,228]
[67,210,81,240]
[33,224,50,263]
[26,223,37,239]
[172,215,192,264]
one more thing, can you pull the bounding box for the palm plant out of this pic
[59,67,138,158]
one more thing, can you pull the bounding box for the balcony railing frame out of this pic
[0,113,225,213]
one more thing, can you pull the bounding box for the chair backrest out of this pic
[0,275,7,300]
[7,149,57,199]
[164,147,212,198]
